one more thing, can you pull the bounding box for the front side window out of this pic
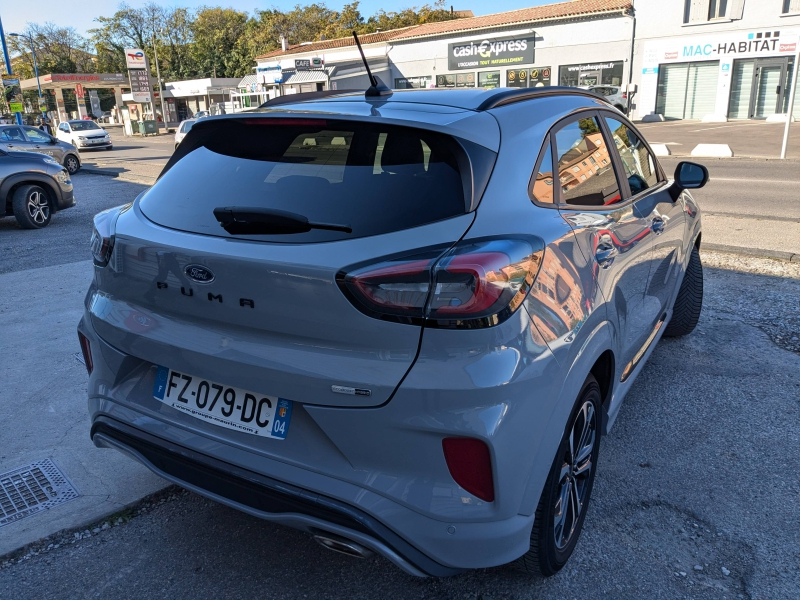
[604,117,659,196]
[553,116,621,207]
[24,127,51,143]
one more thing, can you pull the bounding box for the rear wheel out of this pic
[12,185,52,229]
[664,246,703,337]
[515,374,601,576]
[64,154,80,174]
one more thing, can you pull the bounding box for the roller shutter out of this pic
[655,61,719,120]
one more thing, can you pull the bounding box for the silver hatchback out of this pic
[79,87,707,577]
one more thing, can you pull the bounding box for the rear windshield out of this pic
[140,118,469,243]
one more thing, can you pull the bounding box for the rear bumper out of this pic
[91,416,461,577]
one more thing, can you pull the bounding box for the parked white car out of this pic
[174,119,196,150]
[585,85,627,112]
[56,120,113,151]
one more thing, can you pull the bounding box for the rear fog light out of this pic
[442,437,494,502]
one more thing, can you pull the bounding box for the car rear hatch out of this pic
[90,112,498,407]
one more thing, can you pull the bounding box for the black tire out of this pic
[515,374,601,577]
[107,146,113,150]
[12,184,52,229]
[663,246,703,337]
[64,154,80,174]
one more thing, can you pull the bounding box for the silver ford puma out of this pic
[78,87,707,577]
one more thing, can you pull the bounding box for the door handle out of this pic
[776,85,781,95]
[651,217,665,235]
[595,240,618,269]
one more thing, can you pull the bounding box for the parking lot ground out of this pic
[1,249,798,599]
[0,175,168,557]
[77,128,172,185]
[636,119,800,159]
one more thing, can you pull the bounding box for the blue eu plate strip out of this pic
[153,366,169,400]
[272,399,293,440]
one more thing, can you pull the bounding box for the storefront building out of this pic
[633,0,800,120]
[254,1,634,103]
[252,0,800,121]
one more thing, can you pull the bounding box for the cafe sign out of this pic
[448,35,535,71]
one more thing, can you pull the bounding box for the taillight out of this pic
[90,204,130,267]
[78,331,93,374]
[622,92,627,99]
[337,237,543,328]
[442,437,494,502]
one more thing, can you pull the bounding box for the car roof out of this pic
[252,86,607,113]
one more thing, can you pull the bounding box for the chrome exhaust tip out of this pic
[313,533,374,559]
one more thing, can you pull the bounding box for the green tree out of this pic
[191,7,248,78]
[8,23,95,78]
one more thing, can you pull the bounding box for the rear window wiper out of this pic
[213,207,352,235]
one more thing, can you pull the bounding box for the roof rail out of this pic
[477,86,610,111]
[259,89,361,108]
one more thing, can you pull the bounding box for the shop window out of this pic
[505,67,552,88]
[558,62,624,87]
[395,76,433,89]
[435,73,475,88]
[478,71,501,89]
[553,117,622,207]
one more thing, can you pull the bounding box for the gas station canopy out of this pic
[19,73,128,90]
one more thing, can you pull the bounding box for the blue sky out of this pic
[3,0,553,38]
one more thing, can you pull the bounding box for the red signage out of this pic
[75,83,85,98]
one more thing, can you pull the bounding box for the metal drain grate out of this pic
[0,459,79,527]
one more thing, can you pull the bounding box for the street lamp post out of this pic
[9,32,43,115]
[152,29,168,132]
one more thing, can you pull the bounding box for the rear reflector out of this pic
[78,332,93,374]
[442,437,494,502]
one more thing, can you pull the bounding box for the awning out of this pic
[237,74,258,88]
[281,67,335,86]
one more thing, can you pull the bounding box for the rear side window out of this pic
[553,117,622,207]
[604,117,659,195]
[531,137,554,204]
[143,119,470,243]
[180,121,194,133]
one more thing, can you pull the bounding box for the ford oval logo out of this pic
[185,264,215,284]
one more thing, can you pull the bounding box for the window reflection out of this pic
[554,117,621,206]
[605,118,659,196]
[531,138,554,204]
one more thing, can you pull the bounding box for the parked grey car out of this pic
[0,124,81,175]
[78,87,706,577]
[1,146,75,228]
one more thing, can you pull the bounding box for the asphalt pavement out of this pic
[1,174,799,599]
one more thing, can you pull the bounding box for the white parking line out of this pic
[710,178,797,184]
[689,123,781,132]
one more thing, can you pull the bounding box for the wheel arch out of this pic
[1,174,60,216]
[517,320,615,517]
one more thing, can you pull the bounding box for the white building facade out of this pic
[252,0,800,121]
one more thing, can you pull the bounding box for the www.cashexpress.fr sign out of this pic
[448,35,535,71]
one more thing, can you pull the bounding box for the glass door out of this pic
[751,58,788,119]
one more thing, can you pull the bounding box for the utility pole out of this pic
[780,52,799,160]
[0,14,23,125]
[152,29,168,132]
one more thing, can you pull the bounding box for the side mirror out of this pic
[674,161,709,190]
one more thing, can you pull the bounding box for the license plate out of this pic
[152,366,292,439]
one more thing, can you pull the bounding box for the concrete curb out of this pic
[79,167,156,186]
[691,144,734,157]
[702,243,800,263]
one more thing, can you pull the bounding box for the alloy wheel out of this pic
[553,400,596,550]
[65,156,79,174]
[27,190,50,225]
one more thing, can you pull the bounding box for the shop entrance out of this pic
[729,57,795,119]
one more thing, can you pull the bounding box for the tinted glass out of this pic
[1,127,25,141]
[141,119,470,243]
[553,117,621,206]
[180,121,194,133]
[605,118,659,196]
[531,137,554,204]
[25,127,51,143]
[70,121,101,131]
